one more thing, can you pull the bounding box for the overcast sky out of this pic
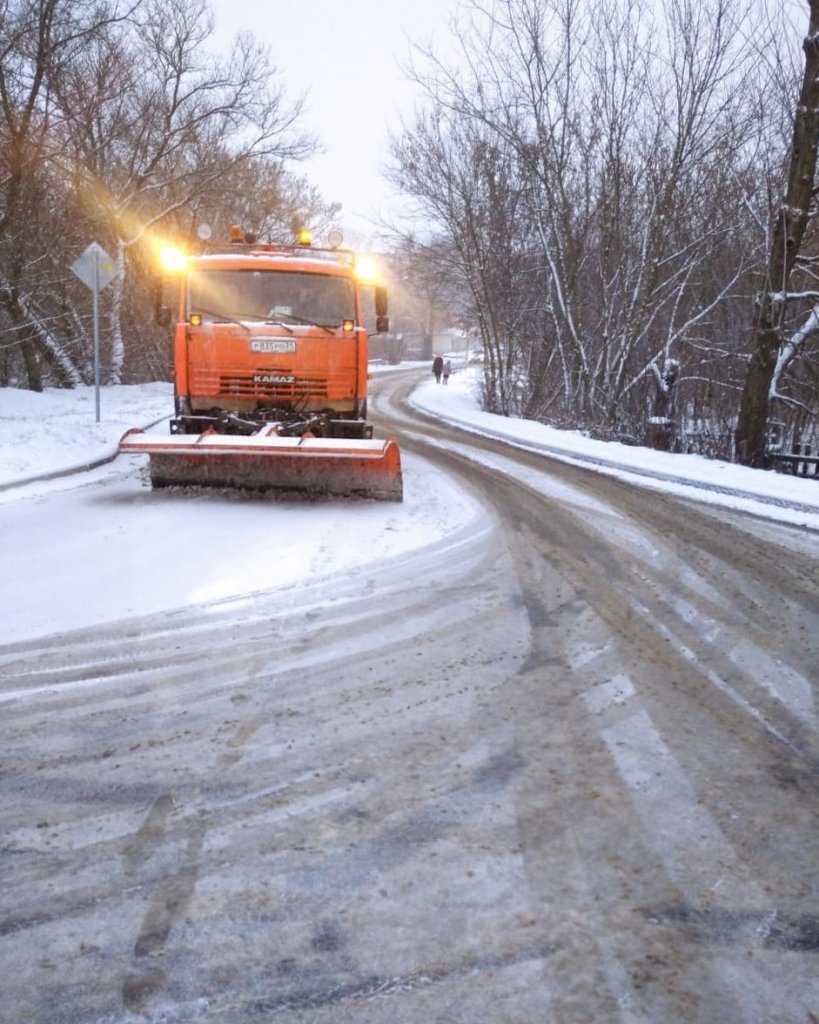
[209,0,462,244]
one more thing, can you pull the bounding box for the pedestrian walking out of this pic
[442,359,451,385]
[432,354,443,383]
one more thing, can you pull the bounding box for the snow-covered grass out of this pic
[411,366,819,531]
[0,382,172,487]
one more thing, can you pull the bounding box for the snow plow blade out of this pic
[119,428,403,502]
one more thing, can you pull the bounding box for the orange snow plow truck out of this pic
[119,228,402,501]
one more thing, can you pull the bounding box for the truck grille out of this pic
[192,368,329,401]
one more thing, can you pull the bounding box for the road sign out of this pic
[70,242,119,292]
[70,243,120,423]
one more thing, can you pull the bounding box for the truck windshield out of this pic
[188,269,356,327]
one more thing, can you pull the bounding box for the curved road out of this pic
[2,369,818,1023]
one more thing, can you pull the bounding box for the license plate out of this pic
[249,338,296,354]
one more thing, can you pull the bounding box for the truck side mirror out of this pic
[155,306,172,327]
[375,315,390,335]
[374,286,388,318]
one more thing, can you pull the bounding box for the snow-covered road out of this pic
[2,368,819,1023]
[0,449,478,644]
[3,364,818,642]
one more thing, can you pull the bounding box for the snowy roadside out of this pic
[2,368,819,530]
[0,382,173,490]
[0,365,417,491]
[411,366,819,531]
[1,368,817,642]
[0,371,482,644]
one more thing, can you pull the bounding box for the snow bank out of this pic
[0,383,172,486]
[411,367,819,528]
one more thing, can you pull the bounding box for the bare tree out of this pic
[0,0,130,389]
[382,234,462,364]
[735,0,819,465]
[389,105,535,414]
[0,0,317,390]
[52,0,313,383]
[390,0,766,446]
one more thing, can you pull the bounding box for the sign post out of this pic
[70,243,120,422]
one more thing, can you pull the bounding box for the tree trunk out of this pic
[107,240,127,385]
[19,338,43,392]
[735,1,819,466]
[1,283,42,390]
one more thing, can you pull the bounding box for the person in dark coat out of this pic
[432,354,444,383]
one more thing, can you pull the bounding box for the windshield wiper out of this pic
[262,318,295,334]
[189,308,253,333]
[272,313,336,335]
[190,309,303,335]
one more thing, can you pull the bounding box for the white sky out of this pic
[208,0,462,245]
[2,364,819,644]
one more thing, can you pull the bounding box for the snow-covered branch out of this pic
[770,301,819,399]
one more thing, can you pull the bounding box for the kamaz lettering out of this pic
[253,374,296,385]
